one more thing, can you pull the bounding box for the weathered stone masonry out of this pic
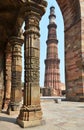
[57,0,84,101]
[0,0,84,126]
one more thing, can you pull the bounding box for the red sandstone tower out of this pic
[44,6,61,96]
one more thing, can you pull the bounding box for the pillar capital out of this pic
[24,0,47,18]
[23,1,47,38]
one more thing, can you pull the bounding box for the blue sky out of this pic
[22,0,65,86]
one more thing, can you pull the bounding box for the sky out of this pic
[21,0,65,86]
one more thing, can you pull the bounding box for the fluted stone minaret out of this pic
[44,6,61,96]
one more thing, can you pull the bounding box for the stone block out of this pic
[17,118,43,128]
[31,86,40,105]
[17,107,43,128]
[54,98,61,103]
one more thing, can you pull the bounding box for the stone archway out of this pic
[56,0,84,101]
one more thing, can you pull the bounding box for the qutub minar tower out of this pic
[44,6,61,96]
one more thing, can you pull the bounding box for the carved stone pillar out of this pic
[0,49,4,112]
[3,43,12,110]
[8,36,23,114]
[17,1,47,128]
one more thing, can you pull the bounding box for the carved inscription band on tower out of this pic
[17,1,47,128]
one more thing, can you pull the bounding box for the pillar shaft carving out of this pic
[3,43,12,110]
[23,13,40,106]
[0,49,4,112]
[17,1,47,128]
[8,36,23,113]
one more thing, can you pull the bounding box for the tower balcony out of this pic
[46,39,58,45]
[48,23,57,29]
[44,58,60,65]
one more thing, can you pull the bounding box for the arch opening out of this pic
[21,0,83,101]
[40,0,65,96]
[40,0,83,101]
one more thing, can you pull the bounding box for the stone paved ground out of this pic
[0,100,84,130]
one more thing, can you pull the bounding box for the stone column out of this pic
[17,1,47,128]
[0,49,4,112]
[3,43,12,110]
[8,36,23,114]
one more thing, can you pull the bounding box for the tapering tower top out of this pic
[49,6,56,24]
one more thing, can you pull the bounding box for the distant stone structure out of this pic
[40,83,66,96]
[44,6,61,96]
[40,87,53,96]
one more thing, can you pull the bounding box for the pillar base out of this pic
[17,118,44,128]
[7,102,21,115]
[2,98,10,111]
[17,105,43,128]
[7,110,20,115]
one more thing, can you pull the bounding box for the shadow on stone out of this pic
[0,116,16,124]
[78,106,84,108]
